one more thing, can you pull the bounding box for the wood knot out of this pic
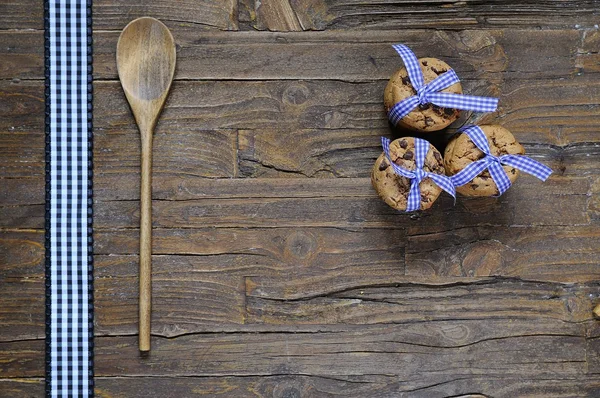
[282,83,310,106]
[272,379,303,398]
[440,323,471,343]
[461,240,508,277]
[274,386,301,398]
[284,231,317,261]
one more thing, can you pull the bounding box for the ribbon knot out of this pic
[416,86,430,104]
[450,125,553,196]
[412,168,426,181]
[387,44,499,126]
[381,137,455,212]
[489,154,503,166]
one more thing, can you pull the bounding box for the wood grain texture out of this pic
[239,0,600,31]
[2,2,600,395]
[0,0,238,31]
[2,28,595,81]
[0,322,589,377]
[3,376,600,398]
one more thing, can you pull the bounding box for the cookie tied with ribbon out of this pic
[372,137,455,212]
[384,44,499,132]
[446,125,553,197]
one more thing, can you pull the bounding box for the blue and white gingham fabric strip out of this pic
[388,44,499,126]
[45,0,94,396]
[450,125,553,195]
[382,137,455,212]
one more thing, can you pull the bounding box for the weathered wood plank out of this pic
[237,128,386,178]
[578,28,600,74]
[2,136,598,208]
[4,226,598,340]
[406,226,600,283]
[0,175,591,230]
[2,77,600,172]
[0,380,43,397]
[1,141,596,206]
[246,281,596,324]
[0,227,404,339]
[3,375,600,398]
[2,29,586,81]
[96,128,237,180]
[0,0,237,31]
[0,321,587,377]
[239,0,600,31]
[487,78,600,146]
[76,77,600,145]
[92,375,600,398]
[94,176,591,230]
[3,0,598,31]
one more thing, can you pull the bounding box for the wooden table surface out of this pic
[2,1,600,397]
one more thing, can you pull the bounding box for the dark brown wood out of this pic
[2,3,600,396]
[2,376,600,398]
[0,0,238,30]
[0,323,589,377]
[239,0,600,31]
[2,29,591,81]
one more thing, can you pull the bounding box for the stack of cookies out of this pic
[372,44,552,212]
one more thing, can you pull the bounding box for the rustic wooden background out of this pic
[2,1,600,397]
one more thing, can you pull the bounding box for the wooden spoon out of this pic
[116,17,176,352]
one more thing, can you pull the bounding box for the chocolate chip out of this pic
[431,67,447,76]
[403,150,414,160]
[511,169,516,174]
[379,160,389,171]
[418,103,430,111]
[471,184,479,189]
[443,108,455,116]
[421,194,429,203]
[480,175,489,180]
[401,76,410,86]
[399,139,408,149]
[424,117,434,126]
[433,151,442,162]
[422,61,428,66]
[431,105,442,114]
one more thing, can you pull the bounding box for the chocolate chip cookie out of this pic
[384,57,462,132]
[372,137,446,211]
[444,125,525,197]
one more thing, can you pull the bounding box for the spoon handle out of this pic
[139,135,153,352]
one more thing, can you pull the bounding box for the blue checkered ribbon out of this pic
[382,137,455,212]
[450,125,553,195]
[388,44,499,126]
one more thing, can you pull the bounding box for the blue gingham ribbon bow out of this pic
[382,137,455,212]
[450,125,553,195]
[388,44,499,125]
